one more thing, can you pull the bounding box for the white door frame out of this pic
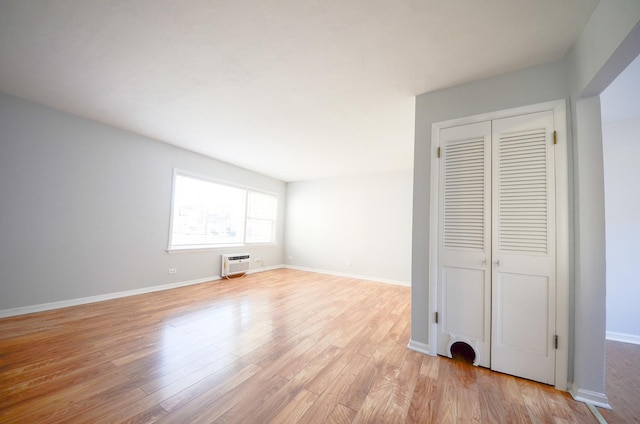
[427,100,569,390]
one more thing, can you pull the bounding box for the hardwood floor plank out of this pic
[40,382,149,424]
[0,365,133,423]
[432,359,457,424]
[474,365,508,424]
[326,404,357,424]
[331,310,381,349]
[266,388,318,424]
[504,402,533,424]
[0,350,110,400]
[599,340,640,423]
[519,378,557,424]
[355,313,398,358]
[233,380,303,424]
[381,349,422,423]
[406,374,436,423]
[184,371,285,424]
[304,347,355,396]
[350,362,400,423]
[0,269,601,423]
[478,383,511,424]
[234,328,303,365]
[68,387,150,424]
[287,344,343,387]
[496,373,526,406]
[121,403,169,424]
[137,349,236,394]
[337,356,382,412]
[211,375,289,424]
[220,344,344,424]
[299,353,368,424]
[458,386,482,423]
[0,360,121,411]
[254,333,323,379]
[157,363,262,423]
[540,385,579,422]
[142,353,239,398]
[158,361,257,413]
[419,353,440,379]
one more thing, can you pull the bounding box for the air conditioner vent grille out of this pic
[221,253,250,277]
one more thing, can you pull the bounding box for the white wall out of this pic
[0,92,286,312]
[602,117,640,340]
[569,96,608,403]
[565,0,640,406]
[285,171,413,285]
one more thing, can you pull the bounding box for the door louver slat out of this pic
[498,129,548,255]
[444,137,485,250]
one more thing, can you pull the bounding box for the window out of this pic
[168,171,277,250]
[246,191,277,243]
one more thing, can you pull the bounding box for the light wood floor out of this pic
[0,269,597,423]
[598,340,640,423]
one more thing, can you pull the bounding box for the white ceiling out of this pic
[0,0,599,182]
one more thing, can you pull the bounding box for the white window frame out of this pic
[167,169,278,252]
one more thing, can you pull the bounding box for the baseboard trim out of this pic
[247,265,284,274]
[569,385,612,409]
[0,275,221,319]
[0,265,405,319]
[283,265,411,287]
[606,331,640,345]
[407,339,431,355]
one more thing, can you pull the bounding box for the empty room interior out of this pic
[1,1,639,423]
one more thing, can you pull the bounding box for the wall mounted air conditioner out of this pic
[221,253,251,277]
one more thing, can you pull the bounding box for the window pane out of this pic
[246,218,274,243]
[246,191,277,243]
[171,174,246,246]
[247,191,277,220]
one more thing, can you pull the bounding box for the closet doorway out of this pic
[428,100,569,388]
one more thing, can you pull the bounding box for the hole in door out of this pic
[450,341,476,364]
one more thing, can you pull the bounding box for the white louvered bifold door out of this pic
[490,111,556,384]
[437,121,492,367]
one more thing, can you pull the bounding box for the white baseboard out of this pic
[0,275,220,319]
[283,265,411,287]
[247,264,284,274]
[606,331,640,345]
[0,265,405,319]
[569,385,612,409]
[407,339,431,355]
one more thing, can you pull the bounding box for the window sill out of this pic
[167,243,278,254]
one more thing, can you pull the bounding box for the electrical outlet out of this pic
[168,268,177,274]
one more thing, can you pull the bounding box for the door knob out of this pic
[494,259,500,267]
